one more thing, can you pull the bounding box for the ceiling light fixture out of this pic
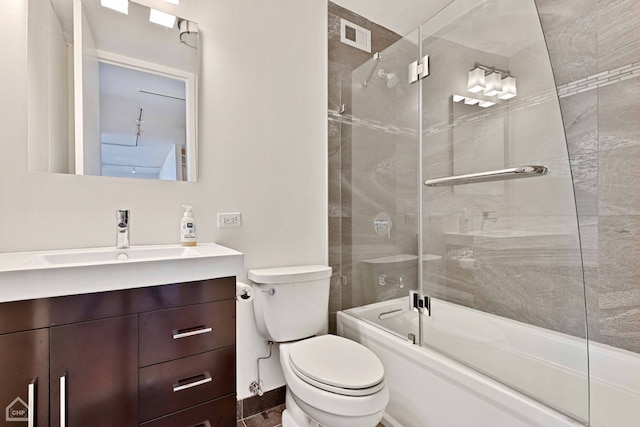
[164,0,179,4]
[149,8,177,28]
[101,0,128,14]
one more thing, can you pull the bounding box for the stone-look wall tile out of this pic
[570,153,598,217]
[577,216,600,342]
[599,146,640,215]
[559,91,598,157]
[328,2,401,315]
[534,0,598,85]
[474,264,587,337]
[598,215,640,292]
[598,78,640,152]
[328,120,342,216]
[329,272,342,314]
[328,312,337,335]
[597,0,640,72]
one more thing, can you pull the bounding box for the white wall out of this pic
[0,0,328,400]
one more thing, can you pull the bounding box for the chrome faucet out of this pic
[116,209,130,249]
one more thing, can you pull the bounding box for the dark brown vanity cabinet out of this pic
[0,277,237,427]
[0,329,49,427]
[50,315,139,427]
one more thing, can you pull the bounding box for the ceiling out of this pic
[331,0,454,36]
[331,0,541,58]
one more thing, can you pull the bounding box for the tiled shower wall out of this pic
[328,0,640,353]
[535,0,640,353]
[327,2,402,332]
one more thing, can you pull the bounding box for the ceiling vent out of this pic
[340,18,371,53]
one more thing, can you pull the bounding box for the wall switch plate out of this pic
[218,212,241,228]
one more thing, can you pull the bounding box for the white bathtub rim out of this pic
[337,310,585,426]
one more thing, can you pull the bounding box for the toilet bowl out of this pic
[280,335,388,427]
[249,265,389,427]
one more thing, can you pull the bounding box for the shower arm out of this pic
[361,52,381,88]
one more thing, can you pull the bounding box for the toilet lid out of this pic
[289,335,384,395]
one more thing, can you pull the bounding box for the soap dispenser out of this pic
[180,205,197,246]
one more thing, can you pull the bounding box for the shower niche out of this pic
[338,0,590,423]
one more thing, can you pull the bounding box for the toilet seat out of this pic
[288,335,385,396]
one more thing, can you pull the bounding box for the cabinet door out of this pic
[50,315,138,427]
[0,329,49,427]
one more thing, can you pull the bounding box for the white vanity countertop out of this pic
[0,243,243,303]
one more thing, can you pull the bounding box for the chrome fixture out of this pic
[373,212,393,238]
[424,165,549,187]
[410,290,431,317]
[250,341,274,397]
[361,52,382,89]
[408,55,429,84]
[378,69,399,88]
[378,308,404,320]
[481,210,498,230]
[116,209,130,249]
[378,274,403,287]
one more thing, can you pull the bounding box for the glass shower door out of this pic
[417,0,589,422]
[340,29,421,342]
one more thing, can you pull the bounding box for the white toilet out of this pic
[249,265,389,427]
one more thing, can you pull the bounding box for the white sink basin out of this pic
[32,245,190,266]
[0,243,243,303]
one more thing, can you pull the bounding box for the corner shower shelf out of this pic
[423,165,549,187]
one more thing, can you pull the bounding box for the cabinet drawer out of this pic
[140,396,235,427]
[139,347,235,422]
[139,300,235,367]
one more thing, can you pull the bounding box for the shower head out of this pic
[378,69,399,88]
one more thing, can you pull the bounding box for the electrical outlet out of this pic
[218,212,241,228]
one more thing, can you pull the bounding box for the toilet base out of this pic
[283,388,319,427]
[282,386,384,427]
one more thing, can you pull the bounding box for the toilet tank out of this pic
[249,265,332,342]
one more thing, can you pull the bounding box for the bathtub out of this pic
[337,297,640,427]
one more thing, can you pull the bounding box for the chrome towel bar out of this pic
[424,165,549,187]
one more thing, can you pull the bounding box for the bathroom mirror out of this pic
[27,0,199,181]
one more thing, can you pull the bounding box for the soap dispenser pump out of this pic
[180,205,197,246]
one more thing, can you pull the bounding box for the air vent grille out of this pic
[340,18,371,53]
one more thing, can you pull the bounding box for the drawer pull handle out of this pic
[60,373,67,427]
[172,326,213,340]
[189,422,211,427]
[173,372,212,392]
[28,379,36,427]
